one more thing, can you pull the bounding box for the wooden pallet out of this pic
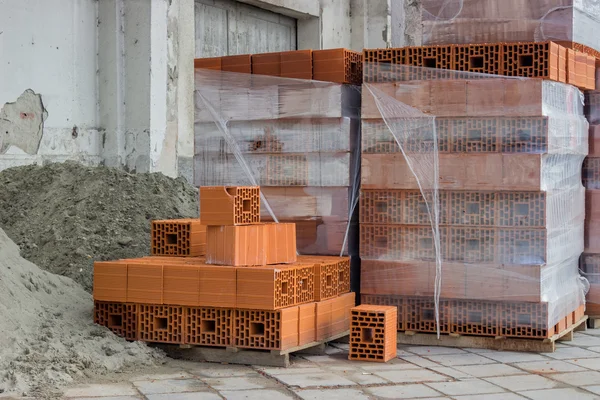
[588,315,600,329]
[396,316,588,353]
[155,330,350,368]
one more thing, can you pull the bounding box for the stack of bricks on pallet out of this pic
[582,91,600,316]
[359,65,588,338]
[194,48,363,85]
[93,185,354,352]
[194,56,361,256]
[420,0,600,58]
[363,42,596,90]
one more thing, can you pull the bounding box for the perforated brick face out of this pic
[233,187,261,224]
[151,219,206,257]
[185,307,232,346]
[94,301,137,341]
[234,308,298,350]
[138,304,185,344]
[349,305,397,362]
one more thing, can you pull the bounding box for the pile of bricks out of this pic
[93,186,354,352]
[582,91,600,317]
[363,42,596,90]
[420,0,600,56]
[194,54,361,259]
[360,38,590,337]
[194,48,363,85]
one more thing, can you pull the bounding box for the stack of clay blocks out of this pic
[93,185,354,352]
[363,42,596,90]
[194,55,361,257]
[420,0,600,57]
[582,91,600,316]
[360,60,588,338]
[195,49,363,85]
[349,305,397,363]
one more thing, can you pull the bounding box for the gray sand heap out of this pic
[0,162,199,292]
[0,227,164,398]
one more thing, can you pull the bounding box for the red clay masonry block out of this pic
[280,50,312,80]
[151,219,206,257]
[200,186,260,225]
[349,304,397,363]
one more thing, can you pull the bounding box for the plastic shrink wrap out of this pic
[361,64,588,337]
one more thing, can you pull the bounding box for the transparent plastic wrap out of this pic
[360,64,588,336]
[194,69,361,256]
[421,0,600,53]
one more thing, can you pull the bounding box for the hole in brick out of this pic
[226,187,236,196]
[515,203,529,216]
[468,311,483,324]
[419,203,429,214]
[361,327,375,343]
[350,62,358,74]
[375,236,388,248]
[281,281,288,295]
[517,129,531,141]
[423,57,437,68]
[420,238,433,249]
[166,233,177,245]
[466,239,480,251]
[466,202,480,214]
[519,55,534,67]
[201,320,216,333]
[422,309,435,321]
[469,56,484,68]
[108,314,123,328]
[375,201,387,213]
[250,322,265,336]
[326,274,333,287]
[517,313,531,325]
[339,270,344,283]
[155,317,168,331]
[243,199,251,212]
[300,278,308,291]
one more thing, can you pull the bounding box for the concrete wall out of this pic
[0,0,422,177]
[0,0,101,170]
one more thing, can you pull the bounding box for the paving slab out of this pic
[63,384,139,397]
[67,397,140,400]
[146,392,221,400]
[512,359,587,373]
[202,375,279,391]
[481,351,550,364]
[484,374,559,391]
[454,394,527,400]
[583,385,600,395]
[294,388,371,400]
[430,366,474,379]
[567,334,600,347]
[545,371,600,386]
[336,371,389,385]
[426,379,505,396]
[407,346,469,356]
[220,389,295,400]
[188,364,257,378]
[518,387,600,400]
[272,372,357,388]
[371,368,449,384]
[424,353,497,367]
[565,357,600,370]
[544,346,600,360]
[400,355,444,368]
[133,379,207,395]
[365,384,443,399]
[453,363,524,378]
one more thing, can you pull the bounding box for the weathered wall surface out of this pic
[0,0,101,171]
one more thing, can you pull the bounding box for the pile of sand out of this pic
[0,162,199,292]
[0,227,164,398]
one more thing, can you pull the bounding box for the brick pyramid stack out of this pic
[582,91,600,317]
[359,0,594,339]
[93,185,354,351]
[193,49,362,258]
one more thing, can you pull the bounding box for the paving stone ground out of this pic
[27,329,600,399]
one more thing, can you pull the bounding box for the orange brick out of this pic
[298,302,316,346]
[206,223,296,266]
[185,307,233,347]
[162,265,200,306]
[198,265,236,308]
[94,301,138,340]
[138,304,185,344]
[312,48,363,84]
[332,292,355,336]
[252,52,281,77]
[221,54,252,74]
[93,260,128,302]
[194,57,221,70]
[235,307,299,350]
[127,262,163,304]
[315,297,334,341]
[151,219,206,257]
[349,304,397,363]
[280,50,312,80]
[200,186,260,225]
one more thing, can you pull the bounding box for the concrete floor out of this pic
[55,328,600,400]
